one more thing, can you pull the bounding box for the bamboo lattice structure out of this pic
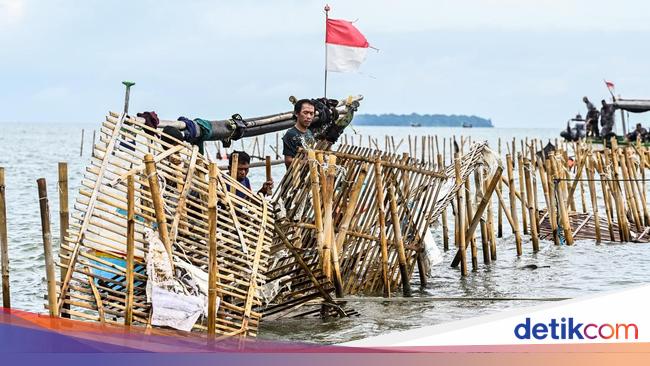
[261,141,497,317]
[54,112,273,337]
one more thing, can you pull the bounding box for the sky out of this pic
[2,0,650,127]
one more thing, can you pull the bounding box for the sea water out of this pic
[0,122,648,344]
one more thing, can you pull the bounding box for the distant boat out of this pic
[462,123,472,128]
[410,122,421,127]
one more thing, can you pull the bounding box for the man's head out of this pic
[637,123,643,130]
[601,99,607,106]
[583,96,589,103]
[229,151,251,181]
[293,99,315,131]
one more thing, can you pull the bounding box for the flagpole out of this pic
[324,4,330,98]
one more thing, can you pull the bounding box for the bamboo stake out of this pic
[517,153,528,234]
[451,166,503,268]
[475,170,490,264]
[229,153,239,195]
[143,154,173,265]
[486,172,497,261]
[0,168,9,308]
[373,160,391,297]
[388,184,412,297]
[37,178,58,317]
[307,150,325,258]
[321,155,335,280]
[455,154,467,276]
[552,156,574,245]
[585,156,601,243]
[437,154,449,251]
[58,162,70,320]
[506,155,523,255]
[619,150,642,231]
[465,178,478,271]
[597,155,616,241]
[80,128,84,157]
[124,174,135,326]
[523,159,539,251]
[497,138,503,237]
[207,163,218,337]
[91,130,96,157]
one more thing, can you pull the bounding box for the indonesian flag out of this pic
[326,18,369,73]
[605,80,615,92]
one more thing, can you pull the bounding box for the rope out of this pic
[554,178,650,182]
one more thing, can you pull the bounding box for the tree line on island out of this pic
[353,113,493,127]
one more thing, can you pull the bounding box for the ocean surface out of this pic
[0,121,648,344]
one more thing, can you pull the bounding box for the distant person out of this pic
[282,99,316,168]
[626,123,648,142]
[228,151,274,197]
[583,96,600,138]
[600,100,616,139]
[560,120,586,142]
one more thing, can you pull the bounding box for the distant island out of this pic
[352,113,494,127]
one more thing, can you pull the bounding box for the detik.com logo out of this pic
[514,317,638,340]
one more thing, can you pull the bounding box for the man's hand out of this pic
[259,180,274,196]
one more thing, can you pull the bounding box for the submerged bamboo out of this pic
[37,178,58,317]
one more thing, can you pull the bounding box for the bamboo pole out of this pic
[608,145,630,241]
[334,163,369,254]
[57,162,70,284]
[307,150,325,258]
[229,153,238,195]
[475,170,490,264]
[37,178,58,317]
[324,155,344,297]
[597,155,616,241]
[552,155,574,245]
[373,160,391,297]
[543,158,560,245]
[465,178,478,271]
[523,159,539,251]
[517,153,528,235]
[451,166,503,268]
[0,168,9,308]
[80,128,84,157]
[486,175,497,261]
[619,150,642,231]
[506,155,523,255]
[497,138,503,238]
[207,163,218,337]
[91,130,96,157]
[388,184,412,297]
[143,154,173,265]
[437,154,449,251]
[455,154,467,276]
[124,174,135,326]
[321,155,335,280]
[585,156,601,244]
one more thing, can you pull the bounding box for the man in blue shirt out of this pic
[228,151,273,198]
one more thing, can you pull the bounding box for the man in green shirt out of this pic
[282,99,316,168]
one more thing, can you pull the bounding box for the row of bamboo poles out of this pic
[438,137,650,278]
[1,130,648,327]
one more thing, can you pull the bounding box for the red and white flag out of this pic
[326,18,369,73]
[605,80,615,92]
